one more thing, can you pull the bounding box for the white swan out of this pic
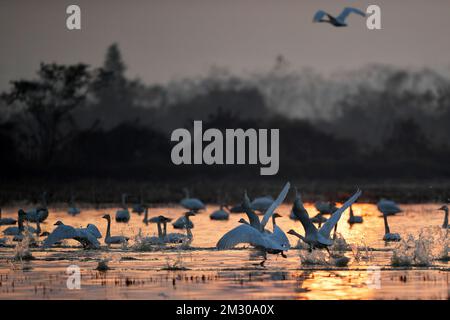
[25,191,49,223]
[3,210,36,236]
[103,214,129,245]
[377,199,402,216]
[132,191,145,215]
[172,214,194,229]
[250,196,274,213]
[209,205,229,221]
[288,189,362,252]
[347,205,363,224]
[313,7,366,27]
[180,188,205,212]
[115,193,130,223]
[314,201,337,215]
[165,211,196,244]
[438,205,449,228]
[0,208,17,225]
[67,193,81,216]
[42,221,101,249]
[216,182,291,256]
[382,213,401,241]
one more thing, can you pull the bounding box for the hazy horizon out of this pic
[1,0,450,90]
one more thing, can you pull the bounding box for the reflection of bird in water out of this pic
[382,213,401,242]
[0,208,17,226]
[217,182,291,265]
[180,188,205,212]
[347,205,363,224]
[209,205,229,221]
[437,205,449,229]
[115,193,130,223]
[42,221,101,249]
[288,188,362,253]
[313,7,366,27]
[377,199,402,216]
[102,214,129,246]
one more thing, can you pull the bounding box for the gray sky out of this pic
[1,0,450,90]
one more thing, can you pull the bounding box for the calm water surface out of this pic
[0,203,448,299]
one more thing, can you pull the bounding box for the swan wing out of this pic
[77,229,101,247]
[336,7,366,22]
[217,224,271,250]
[43,225,78,248]
[319,189,362,238]
[292,192,317,235]
[260,182,290,229]
[85,224,102,238]
[313,10,328,22]
[271,225,291,250]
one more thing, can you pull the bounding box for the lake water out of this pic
[0,203,448,299]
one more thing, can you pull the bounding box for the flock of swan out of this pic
[0,184,449,264]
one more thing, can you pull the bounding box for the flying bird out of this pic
[313,7,366,27]
[216,182,291,262]
[288,188,362,252]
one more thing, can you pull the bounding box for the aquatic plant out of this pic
[162,252,189,270]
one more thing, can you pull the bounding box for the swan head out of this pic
[273,213,282,218]
[238,218,248,224]
[287,229,298,236]
[184,211,196,217]
[54,220,64,226]
[438,205,448,211]
[102,214,111,221]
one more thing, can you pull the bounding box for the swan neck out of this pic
[106,218,111,239]
[156,222,163,239]
[0,208,2,219]
[163,221,167,237]
[383,214,390,234]
[443,208,449,228]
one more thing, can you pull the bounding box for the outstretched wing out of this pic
[260,182,290,229]
[313,10,328,22]
[217,224,270,250]
[85,224,102,238]
[292,190,317,235]
[337,7,366,22]
[319,189,362,238]
[42,225,78,248]
[270,225,291,250]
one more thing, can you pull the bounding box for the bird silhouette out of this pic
[313,7,366,27]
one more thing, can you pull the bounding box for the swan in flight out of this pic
[288,188,362,252]
[382,213,401,242]
[210,205,230,221]
[115,193,130,223]
[67,193,81,216]
[102,214,129,245]
[0,208,17,225]
[347,205,363,224]
[313,7,366,27]
[377,199,402,216]
[216,182,291,259]
[180,188,205,212]
[438,205,449,228]
[42,221,101,249]
[25,192,49,223]
[289,193,308,221]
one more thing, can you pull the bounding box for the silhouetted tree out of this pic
[1,63,95,165]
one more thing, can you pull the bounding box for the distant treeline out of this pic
[1,44,450,184]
